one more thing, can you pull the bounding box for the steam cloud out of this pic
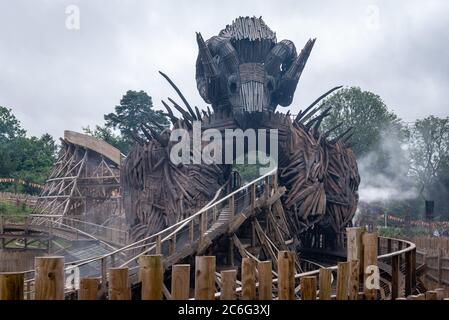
[357,128,418,203]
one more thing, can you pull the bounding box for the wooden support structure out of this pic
[319,268,332,300]
[300,276,317,300]
[79,277,99,300]
[194,256,216,300]
[156,235,162,254]
[241,258,257,300]
[139,255,163,300]
[336,262,349,300]
[258,261,272,300]
[363,232,378,300]
[405,250,412,296]
[220,270,237,300]
[171,264,190,300]
[277,251,295,300]
[35,256,64,300]
[0,272,24,300]
[348,260,359,300]
[108,267,130,300]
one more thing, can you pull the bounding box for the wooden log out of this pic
[139,255,163,300]
[79,277,99,300]
[0,272,24,300]
[35,256,64,300]
[156,235,162,254]
[242,258,257,300]
[171,264,190,300]
[300,276,317,300]
[348,260,359,300]
[278,251,295,300]
[195,256,216,300]
[363,233,378,300]
[258,261,272,300]
[319,268,332,300]
[220,270,236,300]
[336,262,349,300]
[346,227,364,276]
[391,255,400,300]
[108,268,130,300]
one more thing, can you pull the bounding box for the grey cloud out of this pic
[0,0,448,139]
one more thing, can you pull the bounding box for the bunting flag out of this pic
[0,178,43,190]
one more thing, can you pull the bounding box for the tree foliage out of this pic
[0,106,57,193]
[104,90,169,144]
[320,87,403,157]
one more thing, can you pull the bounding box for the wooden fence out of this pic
[1,230,439,301]
[0,192,38,208]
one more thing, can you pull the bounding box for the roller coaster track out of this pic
[1,167,421,299]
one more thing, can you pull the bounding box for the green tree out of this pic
[409,116,449,201]
[0,106,25,142]
[320,87,403,157]
[104,90,169,143]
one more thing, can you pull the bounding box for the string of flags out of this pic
[384,213,449,228]
[0,178,43,190]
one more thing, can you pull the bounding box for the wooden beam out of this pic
[220,270,237,300]
[194,256,216,300]
[241,258,257,300]
[300,276,317,300]
[79,277,99,300]
[0,272,24,300]
[277,251,295,300]
[258,261,272,300]
[108,267,130,300]
[139,255,163,300]
[35,256,64,300]
[336,262,349,300]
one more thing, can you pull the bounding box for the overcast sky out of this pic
[1,0,448,139]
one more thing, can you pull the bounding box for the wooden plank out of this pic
[258,261,272,300]
[319,268,332,300]
[171,264,190,300]
[35,256,64,300]
[346,227,364,276]
[241,258,257,300]
[195,256,216,300]
[278,251,295,300]
[220,270,237,300]
[300,276,317,300]
[139,255,163,300]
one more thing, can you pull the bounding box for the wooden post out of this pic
[171,264,190,300]
[405,251,412,296]
[35,256,64,300]
[425,291,437,300]
[387,238,392,253]
[391,255,400,300]
[411,248,416,292]
[363,232,378,300]
[258,261,272,300]
[437,248,443,286]
[220,270,237,300]
[348,260,359,300]
[277,251,295,300]
[336,262,349,300]
[156,235,162,254]
[319,268,332,300]
[194,256,216,300]
[434,288,446,300]
[199,214,205,243]
[229,195,235,218]
[346,227,364,276]
[264,176,270,198]
[169,234,176,256]
[0,272,24,300]
[100,257,107,293]
[300,276,317,300]
[139,255,163,300]
[108,267,130,300]
[241,258,256,300]
[79,277,99,300]
[251,184,256,209]
[189,220,195,244]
